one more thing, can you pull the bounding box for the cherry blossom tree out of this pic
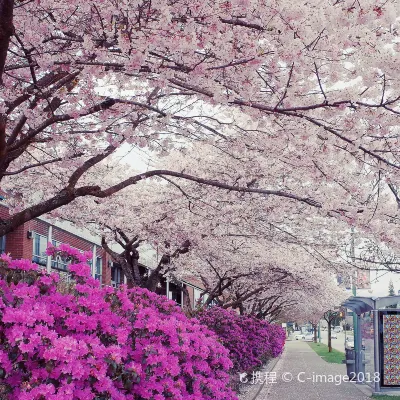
[323,310,341,352]
[1,0,400,323]
[100,226,190,291]
[50,156,348,320]
[0,0,399,245]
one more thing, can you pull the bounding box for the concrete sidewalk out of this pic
[240,341,371,400]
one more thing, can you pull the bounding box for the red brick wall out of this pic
[102,253,112,286]
[5,221,33,259]
[0,207,205,290]
[52,228,93,252]
[32,219,48,237]
[183,276,205,290]
[0,205,112,285]
[186,285,194,308]
[0,205,9,220]
[0,205,32,258]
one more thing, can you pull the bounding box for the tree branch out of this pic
[0,0,13,85]
[96,169,322,208]
[0,167,322,236]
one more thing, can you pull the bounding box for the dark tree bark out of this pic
[201,268,292,316]
[324,310,340,352]
[181,284,194,316]
[102,229,190,293]
[313,323,318,343]
[0,0,13,85]
[101,236,139,288]
[328,325,331,352]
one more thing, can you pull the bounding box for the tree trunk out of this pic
[125,250,141,286]
[145,255,169,292]
[0,0,13,85]
[182,285,194,317]
[145,270,162,292]
[119,259,136,288]
[327,324,332,352]
[313,323,317,343]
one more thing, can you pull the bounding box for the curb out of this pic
[350,382,373,397]
[250,353,283,400]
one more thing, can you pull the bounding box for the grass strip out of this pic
[307,342,345,364]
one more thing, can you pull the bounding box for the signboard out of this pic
[337,271,371,290]
[380,312,400,387]
[356,270,371,289]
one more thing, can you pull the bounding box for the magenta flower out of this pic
[0,246,238,399]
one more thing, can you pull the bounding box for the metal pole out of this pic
[353,281,358,374]
[351,228,358,359]
[356,313,363,384]
[91,244,96,278]
[373,309,380,393]
[46,225,52,274]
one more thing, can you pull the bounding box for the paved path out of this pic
[240,341,371,400]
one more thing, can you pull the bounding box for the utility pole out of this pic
[351,227,358,355]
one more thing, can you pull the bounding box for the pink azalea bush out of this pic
[267,323,286,358]
[196,307,285,374]
[0,245,237,400]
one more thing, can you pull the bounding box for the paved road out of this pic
[289,331,353,353]
[240,341,370,400]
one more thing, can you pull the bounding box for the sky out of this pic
[355,270,400,298]
[114,144,153,172]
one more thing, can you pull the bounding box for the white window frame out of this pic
[111,264,122,287]
[95,256,102,282]
[32,233,47,266]
[51,239,69,271]
[0,236,6,254]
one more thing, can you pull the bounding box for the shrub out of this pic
[267,322,286,357]
[0,245,237,400]
[196,307,285,374]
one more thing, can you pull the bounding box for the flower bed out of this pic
[196,307,285,375]
[0,245,237,400]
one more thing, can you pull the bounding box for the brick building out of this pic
[0,205,206,309]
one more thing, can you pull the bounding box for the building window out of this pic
[51,239,68,271]
[168,282,182,306]
[194,287,203,306]
[193,288,210,307]
[0,236,5,254]
[111,264,123,287]
[32,233,47,266]
[155,277,167,297]
[95,257,102,282]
